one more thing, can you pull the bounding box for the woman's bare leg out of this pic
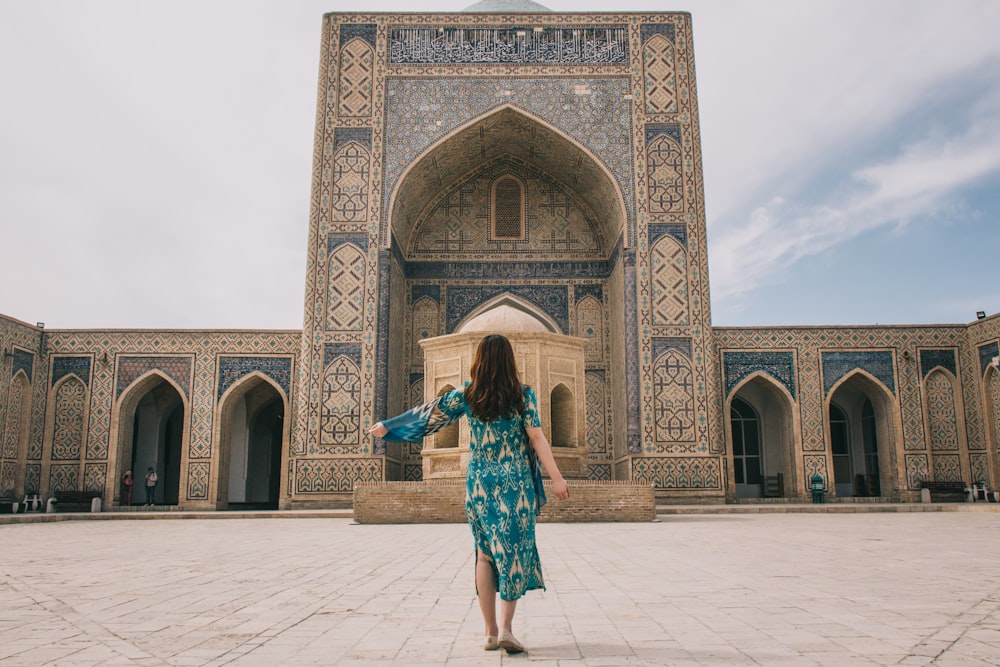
[476,550,498,636]
[499,598,518,633]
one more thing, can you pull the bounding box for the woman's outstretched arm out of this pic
[525,426,569,500]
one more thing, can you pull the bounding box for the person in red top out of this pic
[121,470,134,506]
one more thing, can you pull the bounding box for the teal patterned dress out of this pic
[381,384,547,601]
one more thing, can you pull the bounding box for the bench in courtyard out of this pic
[919,481,969,503]
[51,490,103,513]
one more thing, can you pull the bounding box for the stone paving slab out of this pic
[3,513,1000,665]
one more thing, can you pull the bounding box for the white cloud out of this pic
[709,37,1000,305]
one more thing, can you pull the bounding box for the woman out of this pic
[369,334,569,654]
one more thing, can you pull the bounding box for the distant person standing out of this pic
[144,466,158,505]
[121,470,134,506]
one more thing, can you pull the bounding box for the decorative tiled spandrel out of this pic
[116,357,193,399]
[821,351,895,395]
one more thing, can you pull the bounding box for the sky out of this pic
[1,0,998,330]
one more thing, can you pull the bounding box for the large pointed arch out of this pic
[981,364,1000,488]
[109,370,189,506]
[387,104,627,254]
[825,370,902,499]
[213,371,290,509]
[726,372,800,499]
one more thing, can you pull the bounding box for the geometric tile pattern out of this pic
[216,356,292,400]
[822,351,895,395]
[585,371,608,459]
[48,463,79,494]
[932,454,962,482]
[409,160,603,260]
[295,457,383,492]
[320,355,361,451]
[117,356,192,399]
[0,461,13,497]
[2,373,27,461]
[326,243,366,331]
[648,222,687,247]
[803,454,829,487]
[186,461,210,501]
[920,348,957,379]
[651,349,695,445]
[410,297,438,366]
[24,463,40,494]
[588,463,612,481]
[11,348,33,381]
[51,376,86,460]
[331,141,371,222]
[446,285,568,334]
[83,463,105,493]
[51,356,90,386]
[925,370,959,452]
[970,452,990,485]
[988,371,1000,466]
[576,296,605,364]
[643,35,677,114]
[723,351,796,400]
[980,342,999,377]
[338,38,374,118]
[645,132,684,213]
[649,235,688,326]
[631,456,721,489]
[905,454,930,489]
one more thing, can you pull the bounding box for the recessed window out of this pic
[491,176,525,241]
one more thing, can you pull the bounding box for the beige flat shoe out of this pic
[483,635,499,651]
[498,629,524,654]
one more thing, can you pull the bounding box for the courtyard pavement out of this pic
[3,512,1000,666]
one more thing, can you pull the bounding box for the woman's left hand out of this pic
[551,476,569,501]
[368,422,388,437]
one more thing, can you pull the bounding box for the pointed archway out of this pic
[727,373,798,500]
[112,371,187,506]
[215,373,289,510]
[826,371,900,499]
[982,365,1000,488]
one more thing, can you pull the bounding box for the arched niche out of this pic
[111,371,188,506]
[388,105,626,256]
[727,372,799,500]
[825,371,901,500]
[215,372,289,509]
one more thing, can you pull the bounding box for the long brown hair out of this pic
[464,334,524,422]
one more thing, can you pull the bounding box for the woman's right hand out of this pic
[368,422,388,438]
[551,476,569,501]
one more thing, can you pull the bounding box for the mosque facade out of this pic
[2,5,1000,511]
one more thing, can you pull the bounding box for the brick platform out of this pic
[353,479,655,523]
